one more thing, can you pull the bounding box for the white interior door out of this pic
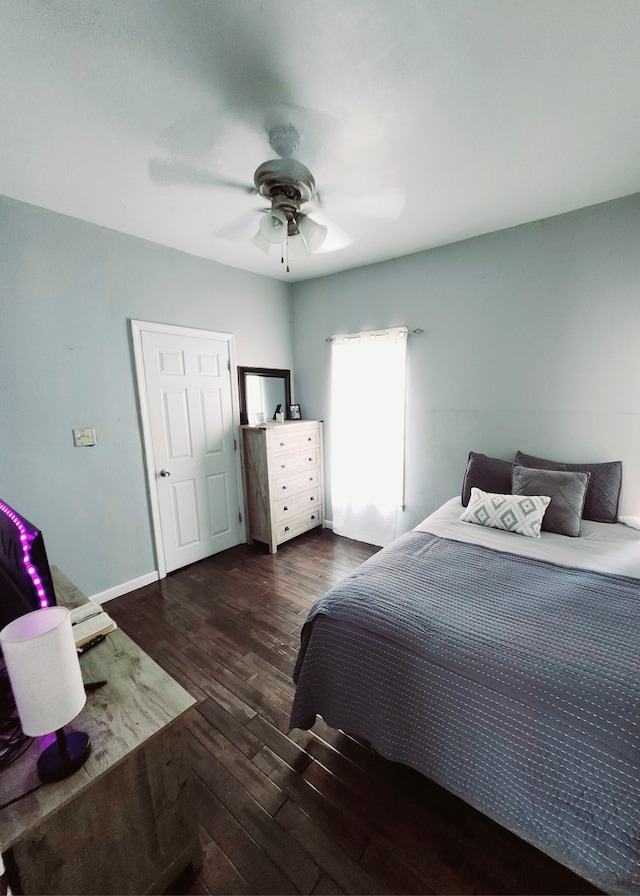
[132,321,243,575]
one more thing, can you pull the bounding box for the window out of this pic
[330,328,407,545]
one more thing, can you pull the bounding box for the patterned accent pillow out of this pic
[459,487,551,538]
[511,465,590,537]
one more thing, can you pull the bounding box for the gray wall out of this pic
[292,193,640,533]
[3,191,639,599]
[0,196,292,598]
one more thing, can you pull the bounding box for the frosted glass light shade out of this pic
[259,208,288,244]
[250,229,271,254]
[287,233,311,259]
[0,607,86,736]
[297,214,328,251]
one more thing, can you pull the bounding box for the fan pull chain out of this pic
[283,233,290,273]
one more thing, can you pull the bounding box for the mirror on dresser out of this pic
[238,366,292,425]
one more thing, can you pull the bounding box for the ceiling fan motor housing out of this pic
[254,159,315,207]
[254,159,326,248]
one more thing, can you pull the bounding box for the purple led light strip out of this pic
[0,500,49,609]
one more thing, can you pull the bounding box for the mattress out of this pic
[290,498,640,893]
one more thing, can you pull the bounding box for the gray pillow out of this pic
[461,452,513,506]
[515,451,622,523]
[512,465,590,537]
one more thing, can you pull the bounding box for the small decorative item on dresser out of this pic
[288,404,301,420]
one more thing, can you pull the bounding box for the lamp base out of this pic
[37,730,91,783]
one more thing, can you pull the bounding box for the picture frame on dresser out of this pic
[288,403,301,419]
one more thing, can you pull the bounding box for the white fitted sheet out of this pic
[415,496,640,578]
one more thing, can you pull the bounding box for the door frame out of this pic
[130,319,245,579]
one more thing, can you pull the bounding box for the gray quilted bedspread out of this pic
[290,531,640,894]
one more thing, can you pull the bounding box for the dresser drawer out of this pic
[271,468,320,498]
[274,487,321,522]
[276,506,323,545]
[273,449,319,477]
[269,426,320,456]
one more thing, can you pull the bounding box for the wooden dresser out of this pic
[240,420,324,553]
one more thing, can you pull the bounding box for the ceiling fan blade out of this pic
[149,157,256,193]
[157,100,341,179]
[260,103,340,164]
[214,210,263,242]
[315,186,406,220]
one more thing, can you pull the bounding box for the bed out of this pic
[290,455,640,894]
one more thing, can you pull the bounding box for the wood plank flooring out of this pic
[107,529,602,896]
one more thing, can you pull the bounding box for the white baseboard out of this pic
[90,570,159,604]
[87,522,338,604]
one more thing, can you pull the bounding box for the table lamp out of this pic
[0,606,91,782]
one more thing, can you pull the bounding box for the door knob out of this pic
[159,469,171,477]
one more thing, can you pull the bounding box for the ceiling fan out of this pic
[149,112,405,271]
[248,129,329,269]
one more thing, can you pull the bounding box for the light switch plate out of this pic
[73,427,97,447]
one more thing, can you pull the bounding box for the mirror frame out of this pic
[238,366,292,425]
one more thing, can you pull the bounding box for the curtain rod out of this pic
[325,328,424,343]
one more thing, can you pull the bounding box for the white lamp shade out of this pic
[287,233,311,259]
[297,214,328,251]
[259,208,288,244]
[0,607,86,736]
[250,229,272,254]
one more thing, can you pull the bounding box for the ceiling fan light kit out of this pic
[250,230,272,255]
[297,213,328,251]
[287,233,311,259]
[259,206,288,243]
[251,158,328,269]
[150,117,362,271]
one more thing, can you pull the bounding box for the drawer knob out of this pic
[282,485,287,490]
[308,437,312,441]
[283,506,289,511]
[311,515,316,520]
[284,525,290,532]
[310,496,314,501]
[308,457,312,461]
[281,464,286,469]
[280,442,285,447]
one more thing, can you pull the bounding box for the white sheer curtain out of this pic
[330,328,408,546]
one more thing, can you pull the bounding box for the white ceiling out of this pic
[2,0,640,283]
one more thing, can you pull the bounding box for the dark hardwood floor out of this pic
[107,529,601,896]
